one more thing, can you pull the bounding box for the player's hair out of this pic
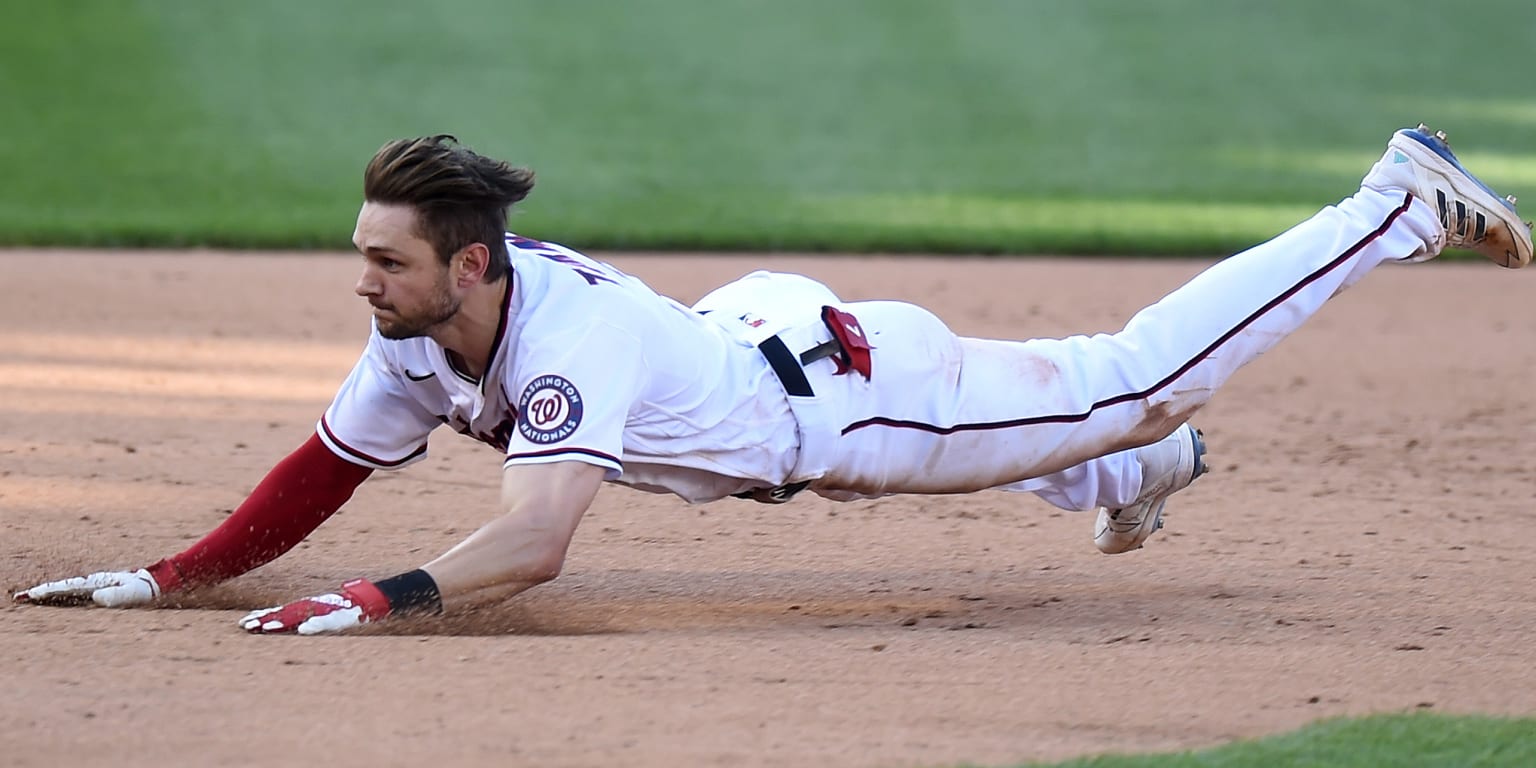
[362,135,535,281]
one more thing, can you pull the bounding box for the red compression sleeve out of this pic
[144,433,374,591]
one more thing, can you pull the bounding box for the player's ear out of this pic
[454,243,493,286]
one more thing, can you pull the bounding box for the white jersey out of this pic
[318,234,800,502]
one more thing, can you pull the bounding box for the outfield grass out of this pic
[2,0,1532,253]
[1012,714,1536,768]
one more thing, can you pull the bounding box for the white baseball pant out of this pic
[803,186,1442,509]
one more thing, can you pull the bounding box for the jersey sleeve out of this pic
[503,321,645,478]
[318,330,441,470]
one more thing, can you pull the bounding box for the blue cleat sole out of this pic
[1395,126,1519,216]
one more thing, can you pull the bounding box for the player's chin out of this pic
[375,315,425,340]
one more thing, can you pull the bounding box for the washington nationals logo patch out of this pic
[517,374,584,444]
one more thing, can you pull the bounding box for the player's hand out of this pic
[13,568,162,608]
[239,578,391,635]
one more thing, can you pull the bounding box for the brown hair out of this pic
[362,135,535,281]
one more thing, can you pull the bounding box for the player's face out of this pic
[352,203,462,340]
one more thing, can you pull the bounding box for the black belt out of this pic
[757,334,842,397]
[738,334,842,505]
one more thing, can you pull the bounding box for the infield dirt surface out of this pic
[5,250,1536,767]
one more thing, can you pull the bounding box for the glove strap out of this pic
[339,578,393,621]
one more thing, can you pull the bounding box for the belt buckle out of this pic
[733,480,811,504]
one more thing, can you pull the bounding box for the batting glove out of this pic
[239,579,391,635]
[13,568,162,608]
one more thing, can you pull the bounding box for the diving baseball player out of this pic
[15,125,1533,635]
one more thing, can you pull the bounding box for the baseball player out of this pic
[14,125,1532,635]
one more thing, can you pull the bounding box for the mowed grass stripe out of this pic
[1,0,1532,252]
[1009,714,1536,768]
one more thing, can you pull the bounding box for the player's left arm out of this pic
[420,460,604,610]
[242,306,643,635]
[239,460,605,635]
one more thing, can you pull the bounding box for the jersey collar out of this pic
[443,272,514,389]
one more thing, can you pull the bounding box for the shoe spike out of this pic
[1506,195,1518,206]
[1434,130,1449,142]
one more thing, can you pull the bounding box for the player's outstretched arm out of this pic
[13,434,373,609]
[240,461,605,635]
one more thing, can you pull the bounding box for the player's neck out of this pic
[433,276,510,380]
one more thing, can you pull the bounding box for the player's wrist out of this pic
[143,558,185,594]
[337,578,393,622]
[370,569,443,616]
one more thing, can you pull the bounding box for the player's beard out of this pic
[375,273,461,340]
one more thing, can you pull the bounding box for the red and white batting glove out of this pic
[13,568,163,608]
[239,579,391,635]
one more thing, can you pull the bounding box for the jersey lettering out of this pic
[509,235,616,286]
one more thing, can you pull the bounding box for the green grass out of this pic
[1005,713,1536,768]
[2,0,1533,253]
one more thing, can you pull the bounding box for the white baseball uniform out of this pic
[319,185,1441,511]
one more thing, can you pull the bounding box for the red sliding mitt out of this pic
[239,579,391,635]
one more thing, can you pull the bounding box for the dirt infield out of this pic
[5,249,1536,767]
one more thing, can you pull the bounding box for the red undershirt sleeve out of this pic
[144,432,374,592]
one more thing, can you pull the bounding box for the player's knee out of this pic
[1121,394,1205,452]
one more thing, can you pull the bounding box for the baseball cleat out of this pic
[1094,423,1208,555]
[1363,124,1533,268]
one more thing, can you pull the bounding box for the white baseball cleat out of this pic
[1363,124,1533,268]
[1093,424,1208,555]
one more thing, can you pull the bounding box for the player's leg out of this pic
[820,177,1435,501]
[817,125,1531,516]
[994,428,1198,511]
[998,424,1207,553]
